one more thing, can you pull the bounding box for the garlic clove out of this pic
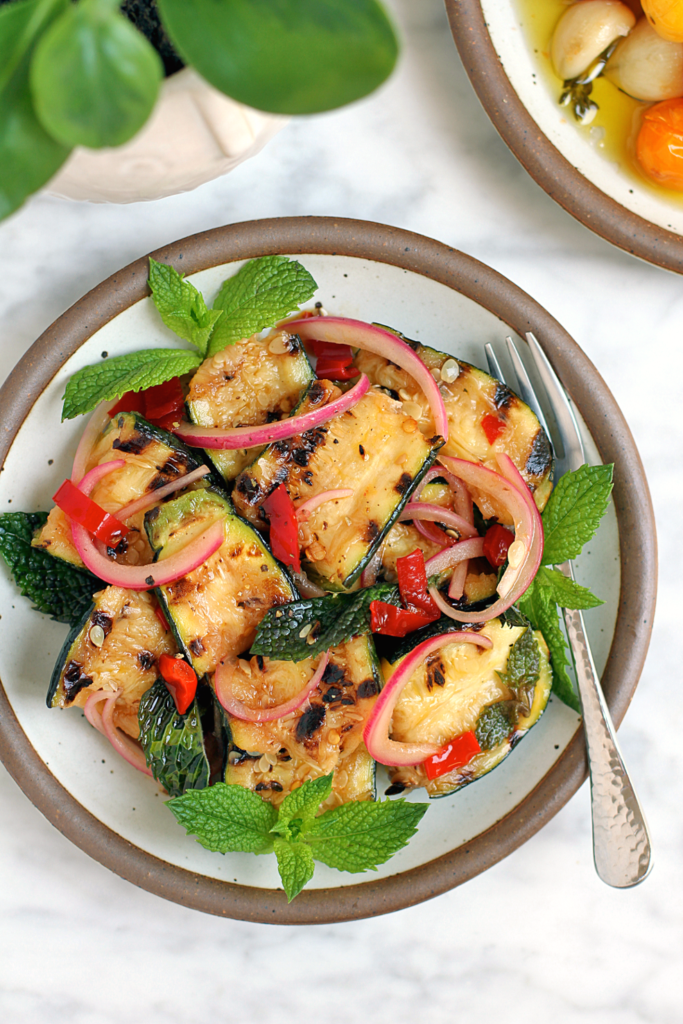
[605,17,683,99]
[551,0,636,81]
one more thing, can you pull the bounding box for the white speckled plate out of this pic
[0,218,656,923]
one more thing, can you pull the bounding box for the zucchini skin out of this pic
[46,604,93,708]
[145,487,297,676]
[383,620,552,798]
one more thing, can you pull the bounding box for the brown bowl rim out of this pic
[445,0,683,275]
[0,216,657,924]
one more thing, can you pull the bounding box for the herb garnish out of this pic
[169,773,428,901]
[61,256,318,419]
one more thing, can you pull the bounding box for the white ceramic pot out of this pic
[47,68,288,204]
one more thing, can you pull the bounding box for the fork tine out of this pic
[525,332,586,473]
[484,342,504,383]
[504,336,552,438]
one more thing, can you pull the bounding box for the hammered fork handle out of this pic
[560,561,652,887]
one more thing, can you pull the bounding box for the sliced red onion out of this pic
[414,518,452,548]
[424,536,485,577]
[360,542,385,587]
[447,561,469,601]
[285,317,449,440]
[291,571,327,598]
[172,374,370,450]
[425,454,543,623]
[296,489,353,521]
[84,688,152,776]
[71,461,225,590]
[214,651,330,723]
[116,464,211,522]
[363,632,493,766]
[399,502,479,538]
[71,399,117,484]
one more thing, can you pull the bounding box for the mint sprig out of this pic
[168,774,428,902]
[206,255,317,357]
[148,258,222,355]
[62,348,201,420]
[515,464,614,712]
[540,464,613,566]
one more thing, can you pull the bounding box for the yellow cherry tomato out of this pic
[636,98,683,188]
[642,0,683,43]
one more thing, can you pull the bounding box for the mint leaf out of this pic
[251,582,400,662]
[148,259,222,354]
[273,838,315,902]
[271,773,333,840]
[476,703,518,750]
[518,584,580,713]
[541,464,613,565]
[306,798,428,872]
[206,256,317,357]
[534,566,603,610]
[62,348,201,419]
[138,681,210,798]
[0,511,101,625]
[497,626,540,692]
[167,782,277,854]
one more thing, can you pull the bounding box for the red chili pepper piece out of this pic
[110,391,146,417]
[396,549,440,616]
[262,484,301,573]
[481,413,506,446]
[158,653,198,715]
[307,339,354,361]
[483,523,514,568]
[53,479,129,546]
[315,359,359,381]
[415,519,455,547]
[424,731,482,780]
[370,601,435,637]
[143,377,185,424]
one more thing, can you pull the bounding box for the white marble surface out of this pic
[0,1,680,1021]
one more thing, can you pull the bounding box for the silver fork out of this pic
[484,332,652,888]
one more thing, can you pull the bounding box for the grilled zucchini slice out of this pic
[383,619,552,798]
[233,382,443,590]
[221,635,381,808]
[354,341,553,517]
[47,586,178,739]
[145,488,296,676]
[186,329,315,482]
[33,412,206,568]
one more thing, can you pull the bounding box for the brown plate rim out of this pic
[445,0,683,276]
[0,216,657,924]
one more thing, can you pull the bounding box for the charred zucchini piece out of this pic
[221,636,381,808]
[34,412,207,568]
[145,488,296,676]
[383,619,552,798]
[233,382,443,590]
[354,340,553,516]
[186,329,315,482]
[47,586,178,739]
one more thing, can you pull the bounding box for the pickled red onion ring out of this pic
[71,399,117,484]
[172,374,370,450]
[71,461,224,590]
[214,651,330,723]
[84,688,152,776]
[296,489,353,521]
[116,464,211,522]
[285,317,449,440]
[363,631,492,766]
[424,537,485,577]
[399,502,479,538]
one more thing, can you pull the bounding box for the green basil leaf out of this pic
[156,0,399,115]
[30,0,162,148]
[61,347,201,420]
[138,680,210,798]
[0,511,102,625]
[0,0,71,221]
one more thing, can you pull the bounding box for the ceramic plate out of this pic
[446,0,683,275]
[0,217,656,924]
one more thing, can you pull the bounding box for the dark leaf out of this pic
[138,679,210,797]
